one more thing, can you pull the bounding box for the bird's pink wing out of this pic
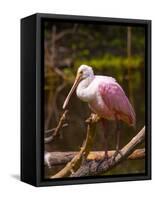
[99,82,136,126]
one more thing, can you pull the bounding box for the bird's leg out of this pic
[96,119,109,170]
[112,120,122,160]
[115,120,120,153]
[102,119,109,160]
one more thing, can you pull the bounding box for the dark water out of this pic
[45,68,145,177]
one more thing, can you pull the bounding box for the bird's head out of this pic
[63,65,94,109]
[77,65,94,80]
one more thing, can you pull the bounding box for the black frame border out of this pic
[22,13,151,187]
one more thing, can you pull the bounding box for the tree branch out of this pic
[45,123,68,135]
[44,110,68,144]
[71,126,145,177]
[51,114,100,178]
[44,148,145,166]
[55,24,78,41]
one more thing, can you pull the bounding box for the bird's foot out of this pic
[91,114,100,122]
[85,114,100,124]
[111,149,123,162]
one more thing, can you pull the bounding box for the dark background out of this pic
[43,20,145,178]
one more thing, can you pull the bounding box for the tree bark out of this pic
[45,149,145,166]
[71,126,145,177]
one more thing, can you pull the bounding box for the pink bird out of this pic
[63,65,136,160]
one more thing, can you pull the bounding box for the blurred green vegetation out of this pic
[44,21,146,178]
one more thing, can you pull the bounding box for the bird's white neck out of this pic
[76,75,94,102]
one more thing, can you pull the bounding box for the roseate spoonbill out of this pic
[63,65,136,159]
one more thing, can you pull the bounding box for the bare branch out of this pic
[71,126,145,177]
[45,123,68,135]
[45,81,67,129]
[55,24,78,41]
[44,148,145,166]
[53,67,67,80]
[51,114,100,178]
[44,123,68,144]
[44,110,68,144]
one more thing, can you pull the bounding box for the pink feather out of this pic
[98,82,136,126]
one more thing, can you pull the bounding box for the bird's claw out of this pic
[86,114,100,124]
[91,114,100,121]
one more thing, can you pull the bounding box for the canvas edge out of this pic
[21,13,151,187]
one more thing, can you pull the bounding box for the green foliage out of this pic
[63,68,75,83]
[74,54,143,70]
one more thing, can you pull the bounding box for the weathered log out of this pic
[71,126,145,177]
[44,148,145,167]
